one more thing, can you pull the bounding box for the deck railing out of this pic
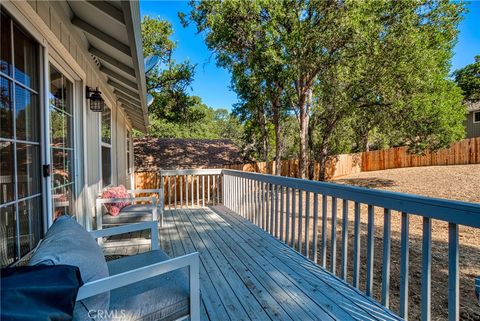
[158,168,480,321]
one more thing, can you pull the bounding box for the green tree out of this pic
[186,0,466,180]
[454,55,480,101]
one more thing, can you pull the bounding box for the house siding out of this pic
[466,111,480,138]
[6,1,136,229]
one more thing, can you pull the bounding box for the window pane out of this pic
[0,12,12,77]
[0,77,13,138]
[51,147,72,188]
[16,143,41,199]
[52,184,74,219]
[15,85,39,142]
[13,24,38,90]
[1,204,17,267]
[101,108,111,144]
[102,146,111,187]
[18,196,42,257]
[0,141,14,204]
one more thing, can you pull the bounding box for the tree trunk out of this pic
[298,89,311,179]
[273,97,283,176]
[258,109,270,173]
[318,144,329,181]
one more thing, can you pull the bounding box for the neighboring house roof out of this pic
[467,101,480,113]
[69,1,148,132]
[134,138,245,171]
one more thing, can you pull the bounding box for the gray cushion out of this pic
[103,204,155,225]
[107,250,189,321]
[28,215,109,321]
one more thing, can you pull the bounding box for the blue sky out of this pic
[140,1,480,111]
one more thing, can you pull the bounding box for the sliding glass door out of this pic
[0,10,43,267]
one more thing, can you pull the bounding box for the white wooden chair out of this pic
[96,188,164,231]
[82,221,199,321]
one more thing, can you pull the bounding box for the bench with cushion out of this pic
[28,215,199,321]
[96,188,164,230]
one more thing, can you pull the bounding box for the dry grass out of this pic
[330,164,480,320]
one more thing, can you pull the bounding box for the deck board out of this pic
[104,206,402,321]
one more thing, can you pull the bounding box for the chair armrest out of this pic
[96,197,158,205]
[127,189,162,196]
[76,252,200,303]
[89,221,155,238]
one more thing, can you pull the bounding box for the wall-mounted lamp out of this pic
[86,86,105,112]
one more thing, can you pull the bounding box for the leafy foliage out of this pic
[454,55,480,101]
[139,15,243,145]
[185,0,467,179]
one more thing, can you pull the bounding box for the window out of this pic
[126,130,131,175]
[49,64,75,219]
[1,10,42,267]
[101,107,112,187]
[474,111,480,123]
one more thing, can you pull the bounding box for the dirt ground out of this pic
[330,165,480,320]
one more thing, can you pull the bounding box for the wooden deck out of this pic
[104,206,402,321]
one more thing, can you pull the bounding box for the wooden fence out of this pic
[224,137,480,179]
[135,137,480,188]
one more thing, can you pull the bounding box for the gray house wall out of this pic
[466,111,480,138]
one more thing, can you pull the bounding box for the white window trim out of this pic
[100,107,113,188]
[473,111,480,124]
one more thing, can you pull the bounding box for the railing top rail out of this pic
[222,169,480,228]
[160,169,223,176]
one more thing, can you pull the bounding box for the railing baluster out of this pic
[366,205,375,296]
[341,199,348,281]
[251,179,255,222]
[207,175,210,205]
[280,186,284,242]
[305,191,310,258]
[180,176,183,207]
[270,184,275,235]
[448,223,459,321]
[313,193,319,264]
[321,195,327,268]
[399,212,409,319]
[167,176,171,209]
[174,176,177,209]
[331,197,337,274]
[260,181,265,229]
[291,188,296,249]
[191,174,194,207]
[202,176,205,207]
[186,175,189,208]
[353,202,360,288]
[381,208,392,307]
[275,185,279,237]
[255,180,260,226]
[266,183,270,232]
[298,190,303,253]
[421,216,432,321]
[196,175,200,207]
[286,187,290,245]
